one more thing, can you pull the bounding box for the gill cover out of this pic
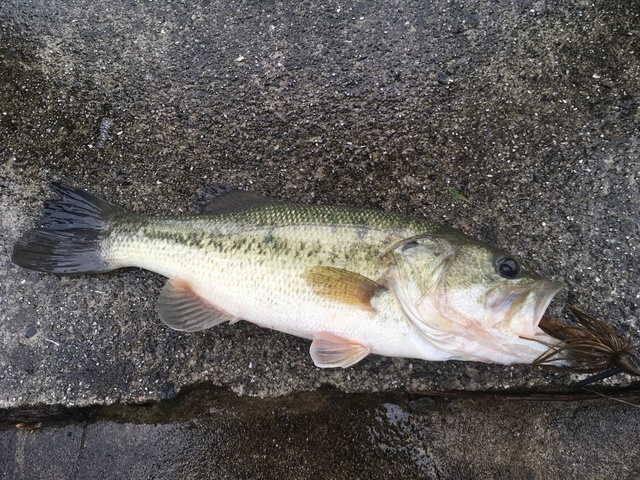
[386,234,458,343]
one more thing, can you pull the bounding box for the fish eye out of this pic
[495,256,520,278]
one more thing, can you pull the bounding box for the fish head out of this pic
[388,233,563,364]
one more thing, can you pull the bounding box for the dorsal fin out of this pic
[197,184,283,214]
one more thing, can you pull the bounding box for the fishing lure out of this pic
[536,306,640,385]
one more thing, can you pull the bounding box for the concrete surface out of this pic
[1,0,639,477]
[2,386,640,480]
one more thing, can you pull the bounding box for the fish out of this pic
[11,182,565,369]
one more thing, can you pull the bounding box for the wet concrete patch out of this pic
[1,385,639,479]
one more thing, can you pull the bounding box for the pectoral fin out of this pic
[303,266,385,312]
[310,331,371,368]
[157,278,237,332]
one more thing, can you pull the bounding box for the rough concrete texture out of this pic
[1,0,639,477]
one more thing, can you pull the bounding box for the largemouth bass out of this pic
[12,183,564,368]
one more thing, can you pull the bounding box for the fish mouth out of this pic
[487,279,563,337]
[532,280,563,328]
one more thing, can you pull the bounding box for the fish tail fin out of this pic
[11,183,126,274]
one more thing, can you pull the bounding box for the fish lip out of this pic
[533,280,563,326]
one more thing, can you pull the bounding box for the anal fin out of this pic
[310,331,370,368]
[157,278,236,332]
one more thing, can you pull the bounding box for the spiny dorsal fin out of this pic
[303,266,385,313]
[157,278,237,332]
[197,184,283,214]
[310,331,371,368]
